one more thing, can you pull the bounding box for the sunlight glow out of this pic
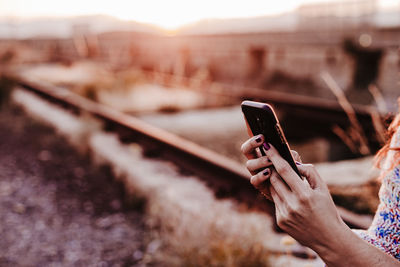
[0,0,398,29]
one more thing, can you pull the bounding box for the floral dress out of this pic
[353,127,400,260]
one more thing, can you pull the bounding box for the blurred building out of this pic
[299,0,377,17]
[297,0,378,29]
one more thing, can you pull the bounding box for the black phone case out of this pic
[241,100,301,177]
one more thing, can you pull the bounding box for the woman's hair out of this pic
[374,99,400,171]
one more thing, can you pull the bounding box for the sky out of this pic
[0,0,398,29]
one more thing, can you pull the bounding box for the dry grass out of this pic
[369,106,387,145]
[321,72,391,156]
[368,84,388,113]
[367,84,388,146]
[331,124,358,154]
[321,71,371,155]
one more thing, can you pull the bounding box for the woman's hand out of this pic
[241,135,344,249]
[241,134,300,201]
[263,143,346,251]
[242,136,400,266]
[266,144,400,267]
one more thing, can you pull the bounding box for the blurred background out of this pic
[1,0,400,162]
[1,0,400,159]
[0,0,399,266]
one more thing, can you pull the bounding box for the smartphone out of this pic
[241,100,301,177]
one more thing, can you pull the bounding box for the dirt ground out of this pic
[0,104,159,266]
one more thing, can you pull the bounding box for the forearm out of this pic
[313,222,400,267]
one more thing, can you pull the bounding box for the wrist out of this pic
[311,220,353,265]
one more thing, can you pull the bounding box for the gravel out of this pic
[0,105,157,267]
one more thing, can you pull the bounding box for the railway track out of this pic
[3,72,374,259]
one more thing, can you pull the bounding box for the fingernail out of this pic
[263,169,270,176]
[296,161,302,165]
[263,143,270,150]
[255,135,263,143]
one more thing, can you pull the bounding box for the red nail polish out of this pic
[263,143,270,150]
[255,137,262,143]
[263,169,270,176]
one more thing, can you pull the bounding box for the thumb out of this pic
[297,164,323,189]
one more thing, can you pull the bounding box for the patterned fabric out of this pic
[353,166,400,260]
[353,126,400,260]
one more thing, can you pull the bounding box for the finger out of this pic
[256,178,273,201]
[269,171,291,200]
[297,164,324,189]
[270,184,284,209]
[251,169,273,201]
[246,156,273,174]
[250,168,272,188]
[241,134,264,160]
[290,150,302,163]
[264,143,305,194]
[259,183,272,201]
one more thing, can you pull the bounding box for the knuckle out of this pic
[276,216,284,227]
[245,160,252,170]
[277,215,289,228]
[263,156,270,164]
[298,192,311,204]
[303,163,314,170]
[240,143,247,154]
[281,166,290,175]
[251,173,263,187]
[270,175,278,186]
[306,164,317,176]
[276,164,290,175]
[250,175,257,186]
[286,204,298,218]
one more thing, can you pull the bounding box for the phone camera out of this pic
[256,117,263,131]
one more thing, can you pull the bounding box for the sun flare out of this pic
[0,0,398,30]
